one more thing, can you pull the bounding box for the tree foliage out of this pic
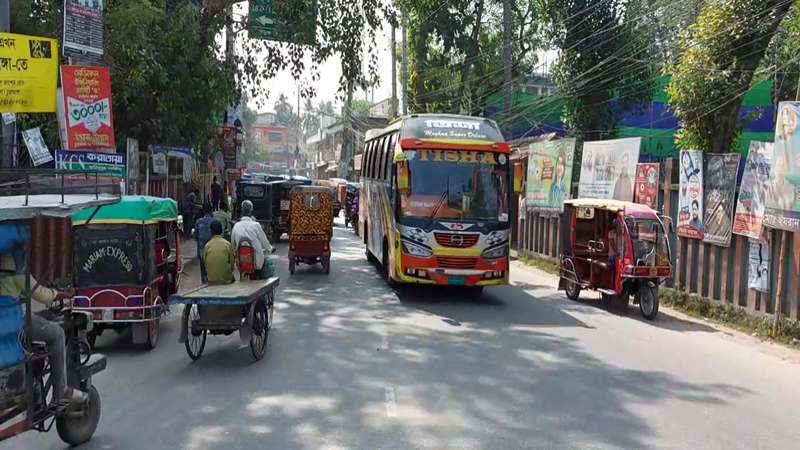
[667,0,794,153]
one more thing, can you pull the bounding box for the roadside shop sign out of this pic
[733,141,773,239]
[525,138,576,214]
[578,137,640,201]
[55,149,126,178]
[677,150,704,240]
[0,32,58,112]
[248,0,316,45]
[703,153,740,247]
[633,163,659,210]
[61,65,116,150]
[63,0,104,64]
[21,127,53,166]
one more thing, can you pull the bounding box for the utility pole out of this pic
[390,21,397,119]
[400,8,409,115]
[225,5,235,67]
[502,0,512,137]
[340,82,354,179]
[0,0,14,168]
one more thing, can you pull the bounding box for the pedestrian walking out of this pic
[182,187,197,238]
[211,176,223,211]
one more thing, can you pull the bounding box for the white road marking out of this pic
[385,386,397,417]
[380,324,389,350]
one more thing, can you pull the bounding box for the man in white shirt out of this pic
[231,200,276,279]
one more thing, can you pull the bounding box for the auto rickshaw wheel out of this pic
[56,384,101,446]
[565,279,581,300]
[184,305,206,360]
[145,318,159,350]
[638,281,659,320]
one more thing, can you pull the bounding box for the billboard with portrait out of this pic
[733,141,773,239]
[678,150,704,239]
[703,153,740,247]
[525,138,576,214]
[578,137,641,201]
[634,163,659,210]
[763,102,800,232]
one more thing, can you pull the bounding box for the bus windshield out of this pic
[399,150,509,222]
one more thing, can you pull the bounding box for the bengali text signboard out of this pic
[0,33,58,112]
[248,0,317,45]
[578,137,640,201]
[733,141,773,239]
[678,150,704,239]
[525,138,576,214]
[61,65,116,150]
[634,163,659,210]
[56,149,125,178]
[703,153,740,247]
[63,0,104,64]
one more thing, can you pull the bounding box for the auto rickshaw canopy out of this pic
[71,195,178,225]
[563,198,657,217]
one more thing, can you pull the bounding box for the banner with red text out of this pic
[61,65,115,150]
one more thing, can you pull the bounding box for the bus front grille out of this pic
[436,256,478,269]
[434,232,480,248]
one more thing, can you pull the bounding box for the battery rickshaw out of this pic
[268,177,312,243]
[558,199,672,320]
[0,171,117,446]
[288,186,334,274]
[70,196,180,349]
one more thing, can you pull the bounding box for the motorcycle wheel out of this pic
[638,281,659,320]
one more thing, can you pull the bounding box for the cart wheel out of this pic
[322,257,330,274]
[183,304,206,360]
[145,318,159,350]
[56,384,101,446]
[638,281,659,320]
[250,300,269,361]
[565,279,581,300]
[289,258,296,275]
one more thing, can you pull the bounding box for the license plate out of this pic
[449,276,466,286]
[102,309,114,322]
[280,200,290,210]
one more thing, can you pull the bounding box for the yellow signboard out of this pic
[0,32,58,113]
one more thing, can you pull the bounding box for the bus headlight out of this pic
[401,240,433,258]
[481,245,507,260]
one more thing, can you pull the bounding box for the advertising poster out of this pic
[578,137,641,201]
[22,127,53,167]
[525,138,576,214]
[733,141,773,239]
[63,0,104,63]
[56,150,125,178]
[126,138,139,195]
[703,153,740,247]
[748,234,770,293]
[151,153,167,175]
[678,150,704,239]
[634,163,659,210]
[61,65,116,150]
[763,102,800,232]
[0,32,58,112]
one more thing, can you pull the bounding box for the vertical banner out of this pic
[151,152,167,175]
[678,150,704,239]
[578,137,640,201]
[21,127,53,166]
[747,234,770,293]
[763,102,800,232]
[63,0,104,64]
[0,33,58,112]
[61,66,116,150]
[525,138,576,214]
[634,163,659,210]
[733,141,773,239]
[703,153,740,247]
[126,138,140,195]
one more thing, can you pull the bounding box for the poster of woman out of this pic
[703,153,740,247]
[763,102,800,232]
[732,141,773,239]
[678,150,704,239]
[525,138,576,214]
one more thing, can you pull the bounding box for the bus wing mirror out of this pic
[513,162,524,194]
[398,162,410,194]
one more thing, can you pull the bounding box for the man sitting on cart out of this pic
[0,231,88,406]
[203,220,235,285]
[232,200,276,279]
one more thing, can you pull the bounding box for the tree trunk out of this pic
[411,23,430,112]
[457,0,484,113]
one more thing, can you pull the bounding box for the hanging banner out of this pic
[63,0,104,64]
[22,127,53,167]
[678,150,704,239]
[634,163,659,210]
[747,234,770,293]
[55,149,125,178]
[61,65,116,150]
[152,152,167,175]
[126,138,139,195]
[525,138,576,214]
[703,153,740,247]
[0,32,58,112]
[763,102,800,232]
[2,113,15,125]
[733,141,773,239]
[578,137,640,201]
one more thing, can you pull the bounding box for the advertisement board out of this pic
[525,138,576,214]
[60,65,116,150]
[678,150,704,239]
[703,154,740,247]
[56,150,125,178]
[578,137,640,201]
[21,127,53,167]
[733,141,773,239]
[0,33,58,112]
[763,102,800,232]
[633,163,659,210]
[63,0,104,64]
[126,138,139,195]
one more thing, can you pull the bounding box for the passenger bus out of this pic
[359,114,513,288]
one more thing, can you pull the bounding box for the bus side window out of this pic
[382,137,392,181]
[377,136,386,182]
[360,141,368,176]
[364,142,372,179]
[366,142,374,179]
[370,140,379,179]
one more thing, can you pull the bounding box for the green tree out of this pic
[351,99,372,117]
[275,93,299,127]
[667,0,794,153]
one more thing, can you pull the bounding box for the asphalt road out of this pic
[7,224,800,450]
